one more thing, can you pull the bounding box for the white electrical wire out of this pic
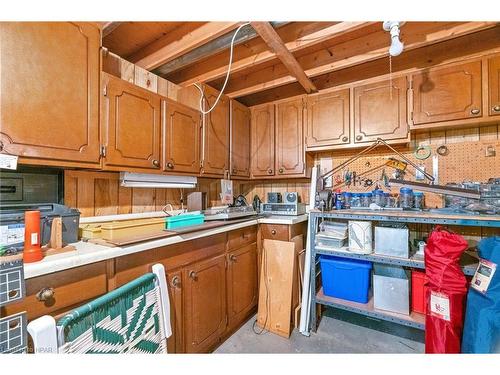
[193,22,250,115]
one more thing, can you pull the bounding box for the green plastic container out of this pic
[165,213,205,230]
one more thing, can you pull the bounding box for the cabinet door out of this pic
[0,22,100,167]
[488,55,500,116]
[163,99,202,174]
[251,104,275,177]
[353,76,409,144]
[166,270,184,354]
[230,100,251,178]
[276,98,305,176]
[411,60,482,125]
[184,255,227,353]
[307,89,350,148]
[103,74,162,170]
[202,86,230,176]
[226,243,258,332]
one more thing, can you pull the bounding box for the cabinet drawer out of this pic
[2,262,107,321]
[228,226,257,250]
[260,224,289,241]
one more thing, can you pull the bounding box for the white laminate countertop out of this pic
[23,214,308,279]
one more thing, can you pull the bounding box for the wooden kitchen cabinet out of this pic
[102,73,162,171]
[202,85,230,177]
[226,243,258,333]
[410,60,483,127]
[162,99,202,175]
[251,104,275,178]
[184,254,227,353]
[306,88,350,149]
[275,97,306,176]
[0,22,101,168]
[488,55,500,117]
[230,100,251,178]
[353,76,410,144]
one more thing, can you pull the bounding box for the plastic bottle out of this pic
[372,189,386,207]
[360,192,372,207]
[414,191,425,209]
[351,193,362,208]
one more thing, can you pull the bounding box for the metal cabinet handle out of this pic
[271,229,277,235]
[166,162,174,169]
[152,159,160,167]
[188,270,197,280]
[267,168,273,175]
[36,287,54,302]
[278,168,284,174]
[355,135,362,141]
[229,254,237,262]
[342,136,348,142]
[492,105,500,112]
[470,108,480,115]
[171,275,181,288]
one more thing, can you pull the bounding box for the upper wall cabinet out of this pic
[230,100,251,179]
[488,55,500,117]
[202,85,230,177]
[251,104,275,178]
[102,73,162,171]
[410,60,483,127]
[0,22,101,168]
[275,97,305,176]
[353,76,410,144]
[163,99,202,175]
[306,88,350,149]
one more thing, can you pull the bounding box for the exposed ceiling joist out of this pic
[131,22,243,70]
[152,22,288,77]
[102,22,123,38]
[225,21,498,98]
[250,22,317,94]
[172,21,374,87]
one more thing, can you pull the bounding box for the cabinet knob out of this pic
[188,270,197,280]
[492,105,500,113]
[355,135,362,141]
[152,159,160,167]
[267,168,273,175]
[470,108,480,115]
[229,254,237,262]
[232,168,237,174]
[342,136,348,142]
[171,275,181,288]
[278,168,284,174]
[271,229,277,235]
[166,162,174,169]
[36,287,54,302]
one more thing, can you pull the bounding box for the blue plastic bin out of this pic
[319,255,372,303]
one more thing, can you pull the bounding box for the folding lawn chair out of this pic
[27,264,172,354]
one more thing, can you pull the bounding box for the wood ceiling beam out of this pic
[250,22,317,94]
[172,21,374,86]
[130,22,243,70]
[224,21,498,98]
[101,22,123,38]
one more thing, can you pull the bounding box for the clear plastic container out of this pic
[360,192,372,207]
[372,189,386,207]
[343,192,352,209]
[414,192,425,209]
[351,193,362,208]
[399,187,414,209]
[387,193,399,208]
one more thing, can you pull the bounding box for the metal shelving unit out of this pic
[306,209,500,335]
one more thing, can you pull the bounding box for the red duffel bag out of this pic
[425,226,468,354]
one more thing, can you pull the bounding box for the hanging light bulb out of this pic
[383,21,405,57]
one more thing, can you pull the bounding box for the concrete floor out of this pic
[216,308,425,354]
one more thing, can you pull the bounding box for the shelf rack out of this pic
[306,209,500,335]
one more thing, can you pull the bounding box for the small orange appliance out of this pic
[23,210,43,263]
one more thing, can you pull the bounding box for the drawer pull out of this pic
[470,108,480,115]
[267,168,273,175]
[152,159,160,167]
[188,271,197,280]
[278,168,284,174]
[492,105,500,112]
[229,254,237,262]
[36,287,55,302]
[166,162,174,169]
[171,276,181,288]
[342,136,348,142]
[356,135,362,141]
[271,229,277,235]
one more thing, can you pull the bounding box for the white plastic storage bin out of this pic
[373,264,410,315]
[348,221,372,254]
[374,223,410,258]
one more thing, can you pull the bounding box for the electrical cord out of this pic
[193,22,250,115]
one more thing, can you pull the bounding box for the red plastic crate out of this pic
[411,270,427,314]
